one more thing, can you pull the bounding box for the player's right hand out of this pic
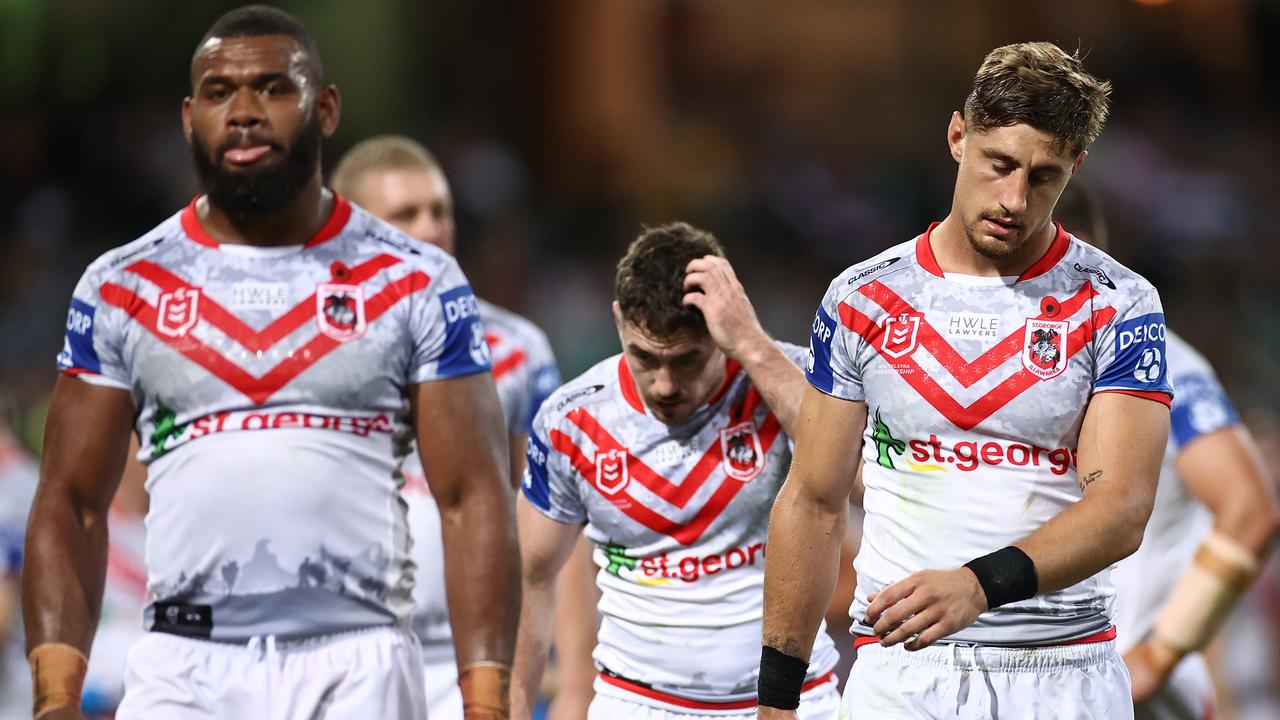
[1122,640,1178,703]
[757,706,797,720]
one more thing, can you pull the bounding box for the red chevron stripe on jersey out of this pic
[99,271,431,404]
[840,301,1118,430]
[122,254,403,353]
[549,389,781,545]
[857,281,1099,388]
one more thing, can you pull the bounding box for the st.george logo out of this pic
[316,283,366,341]
[157,288,201,338]
[594,448,629,495]
[720,421,764,481]
[1022,319,1069,379]
[881,312,921,359]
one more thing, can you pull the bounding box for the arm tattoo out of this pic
[764,634,805,658]
[1080,469,1103,491]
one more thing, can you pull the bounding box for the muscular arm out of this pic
[1016,392,1168,591]
[23,376,134,655]
[510,500,583,720]
[413,374,519,671]
[683,256,805,436]
[761,386,865,660]
[868,393,1168,650]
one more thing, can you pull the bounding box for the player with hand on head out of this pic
[511,224,841,720]
[760,42,1172,719]
[1058,182,1280,720]
[23,6,518,719]
[332,136,597,719]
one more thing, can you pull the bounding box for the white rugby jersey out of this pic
[1112,331,1239,652]
[401,299,560,658]
[808,223,1174,646]
[523,346,838,705]
[0,426,36,578]
[55,194,492,641]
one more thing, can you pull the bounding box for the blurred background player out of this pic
[1057,182,1280,720]
[512,224,840,720]
[0,417,37,720]
[22,6,518,719]
[762,42,1171,719]
[331,136,597,719]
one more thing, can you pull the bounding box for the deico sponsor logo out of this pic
[444,292,481,323]
[1117,319,1166,352]
[66,306,93,335]
[638,542,767,584]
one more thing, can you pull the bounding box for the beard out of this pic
[963,212,1025,260]
[190,112,322,219]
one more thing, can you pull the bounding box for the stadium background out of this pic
[0,0,1277,716]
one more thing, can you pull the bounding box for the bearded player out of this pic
[23,6,518,719]
[1056,183,1280,720]
[511,224,840,720]
[760,42,1172,718]
[331,136,599,719]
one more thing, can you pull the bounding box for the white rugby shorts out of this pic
[588,672,839,719]
[421,651,464,719]
[115,626,426,720]
[843,637,1131,719]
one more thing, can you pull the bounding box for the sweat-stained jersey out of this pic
[402,299,560,659]
[808,223,1174,646]
[55,194,492,641]
[1112,331,1240,652]
[523,346,839,706]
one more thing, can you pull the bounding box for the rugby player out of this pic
[23,6,517,719]
[1059,183,1280,720]
[511,223,840,720]
[760,42,1171,718]
[332,136,596,719]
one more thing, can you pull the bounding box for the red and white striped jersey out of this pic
[55,194,492,640]
[523,345,838,705]
[808,223,1173,646]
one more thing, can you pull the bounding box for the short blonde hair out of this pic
[330,134,441,202]
[963,42,1112,155]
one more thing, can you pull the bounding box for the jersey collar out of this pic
[617,356,743,417]
[915,221,1070,283]
[180,192,353,250]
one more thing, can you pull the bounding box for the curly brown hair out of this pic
[963,42,1112,155]
[615,223,725,338]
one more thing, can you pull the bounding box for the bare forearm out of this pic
[441,491,521,668]
[1014,489,1148,594]
[22,493,110,654]
[511,573,558,719]
[762,482,847,657]
[736,340,805,438]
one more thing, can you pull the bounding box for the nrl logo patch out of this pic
[594,448,629,495]
[157,288,201,338]
[1022,319,1069,379]
[720,421,765,482]
[881,312,921,359]
[316,284,366,341]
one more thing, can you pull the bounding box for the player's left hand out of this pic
[864,567,988,651]
[1122,640,1179,704]
[683,256,769,363]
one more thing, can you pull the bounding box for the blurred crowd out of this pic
[1,0,1279,717]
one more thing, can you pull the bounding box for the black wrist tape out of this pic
[757,645,808,710]
[964,546,1038,609]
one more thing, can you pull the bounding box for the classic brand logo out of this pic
[157,288,201,337]
[719,421,764,481]
[316,283,366,341]
[594,448,630,495]
[1022,319,1069,380]
[881,312,921,359]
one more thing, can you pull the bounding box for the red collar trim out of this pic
[616,356,742,417]
[1015,222,1070,282]
[179,193,352,249]
[915,221,1070,282]
[618,357,646,414]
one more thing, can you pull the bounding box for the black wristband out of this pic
[964,546,1038,609]
[757,645,808,710]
